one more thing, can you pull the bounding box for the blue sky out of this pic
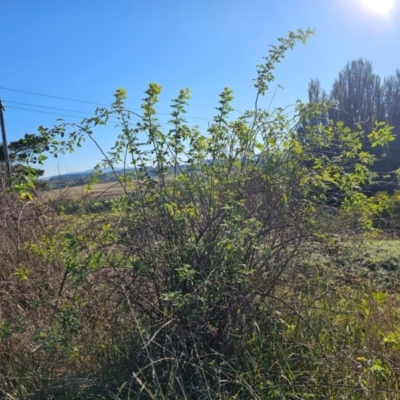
[1,0,399,177]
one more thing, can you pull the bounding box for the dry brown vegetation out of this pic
[43,181,128,200]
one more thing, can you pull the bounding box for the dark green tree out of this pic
[308,78,327,104]
[379,70,400,174]
[0,133,48,187]
[305,59,400,192]
[328,59,383,133]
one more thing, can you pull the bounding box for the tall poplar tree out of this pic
[306,59,400,191]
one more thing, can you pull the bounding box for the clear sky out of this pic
[1,0,399,177]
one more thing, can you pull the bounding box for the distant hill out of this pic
[44,167,124,179]
[45,168,135,188]
[44,164,193,189]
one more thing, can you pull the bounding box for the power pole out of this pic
[0,98,12,181]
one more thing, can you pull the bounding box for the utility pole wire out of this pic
[0,86,225,122]
[0,99,12,181]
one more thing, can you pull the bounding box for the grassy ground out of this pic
[2,189,400,398]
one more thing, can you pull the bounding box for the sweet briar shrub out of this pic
[373,190,400,234]
[2,29,399,398]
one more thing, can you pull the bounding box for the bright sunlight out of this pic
[362,0,395,15]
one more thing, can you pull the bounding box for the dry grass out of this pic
[43,181,129,200]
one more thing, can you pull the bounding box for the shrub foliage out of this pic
[1,29,399,399]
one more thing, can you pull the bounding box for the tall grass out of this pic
[1,185,400,398]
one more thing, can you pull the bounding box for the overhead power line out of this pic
[5,106,98,121]
[0,86,213,122]
[3,100,102,116]
[0,86,109,106]
[4,105,209,131]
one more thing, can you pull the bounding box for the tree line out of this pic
[304,59,400,191]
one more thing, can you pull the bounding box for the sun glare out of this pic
[362,0,395,15]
